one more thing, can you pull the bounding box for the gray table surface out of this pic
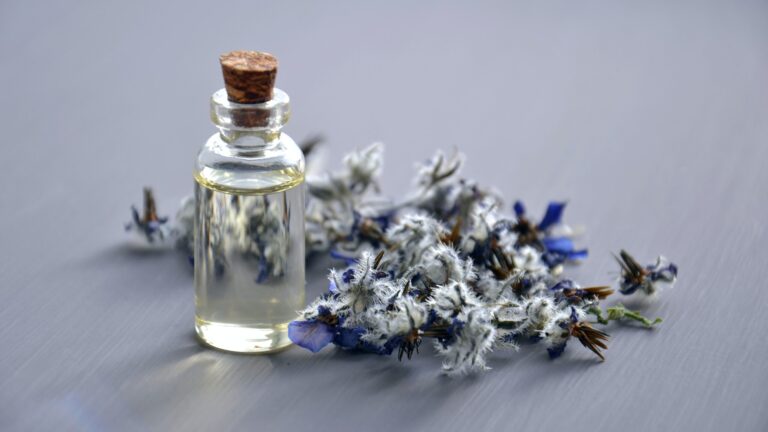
[2,1,767,431]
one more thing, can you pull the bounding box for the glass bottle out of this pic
[194,52,305,353]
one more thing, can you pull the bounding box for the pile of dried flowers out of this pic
[127,142,677,374]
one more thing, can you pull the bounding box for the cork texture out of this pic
[220,50,278,104]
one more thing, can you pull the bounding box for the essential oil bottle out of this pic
[194,51,305,353]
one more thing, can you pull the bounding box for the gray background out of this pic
[1,1,767,431]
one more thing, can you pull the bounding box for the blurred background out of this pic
[1,1,767,431]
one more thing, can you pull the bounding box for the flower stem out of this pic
[605,303,662,328]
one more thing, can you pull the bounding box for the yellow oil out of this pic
[193,170,305,353]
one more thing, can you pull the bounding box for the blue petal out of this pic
[668,263,678,276]
[328,279,338,293]
[146,220,161,234]
[420,309,439,330]
[130,206,141,224]
[329,249,358,265]
[538,202,566,231]
[569,306,579,323]
[372,211,395,232]
[341,268,355,283]
[547,342,567,359]
[288,320,334,353]
[619,282,641,295]
[650,263,678,281]
[334,326,365,349]
[568,249,588,260]
[513,201,526,217]
[543,236,574,253]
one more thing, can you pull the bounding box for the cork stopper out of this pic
[220,51,278,104]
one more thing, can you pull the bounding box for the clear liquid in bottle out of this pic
[194,172,305,353]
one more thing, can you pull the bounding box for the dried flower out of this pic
[434,305,497,374]
[125,188,170,243]
[127,141,679,374]
[512,201,588,267]
[615,250,678,297]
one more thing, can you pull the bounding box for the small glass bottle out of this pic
[194,51,305,353]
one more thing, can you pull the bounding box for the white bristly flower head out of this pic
[428,280,484,321]
[512,246,549,275]
[542,308,573,352]
[298,295,342,320]
[418,244,475,285]
[362,295,428,348]
[380,214,447,273]
[473,269,506,301]
[514,296,558,338]
[344,142,383,193]
[435,305,497,375]
[330,251,400,324]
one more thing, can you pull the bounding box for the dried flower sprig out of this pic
[125,188,170,243]
[126,142,678,374]
[615,249,678,297]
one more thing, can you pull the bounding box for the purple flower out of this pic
[341,268,355,283]
[541,237,588,267]
[513,201,587,267]
[547,343,567,359]
[333,325,366,349]
[513,201,566,232]
[328,279,338,293]
[288,320,335,353]
[616,250,678,296]
[125,188,169,243]
[329,249,358,265]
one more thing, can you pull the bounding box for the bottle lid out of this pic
[219,51,278,104]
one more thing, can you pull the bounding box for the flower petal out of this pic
[542,236,574,253]
[538,202,566,231]
[334,326,365,349]
[513,201,526,217]
[288,320,334,353]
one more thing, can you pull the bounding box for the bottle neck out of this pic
[210,88,290,149]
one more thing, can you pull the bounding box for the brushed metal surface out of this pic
[1,1,766,431]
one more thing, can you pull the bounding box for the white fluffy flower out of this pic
[344,142,383,192]
[428,280,484,321]
[512,246,549,275]
[514,296,558,338]
[362,295,428,348]
[435,305,497,374]
[417,244,475,285]
[380,214,447,274]
[298,295,342,320]
[542,308,573,351]
[330,251,400,324]
[473,269,507,301]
